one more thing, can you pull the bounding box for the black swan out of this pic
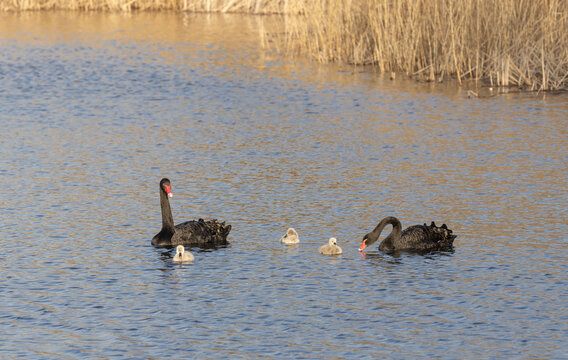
[358,216,456,252]
[151,178,231,247]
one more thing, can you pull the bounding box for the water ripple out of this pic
[1,11,567,360]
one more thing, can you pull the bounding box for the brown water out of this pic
[1,12,567,359]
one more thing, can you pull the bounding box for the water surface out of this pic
[1,12,567,359]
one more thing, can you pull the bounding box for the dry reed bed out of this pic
[0,0,286,12]
[2,0,567,91]
[283,0,568,91]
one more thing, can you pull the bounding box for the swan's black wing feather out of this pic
[395,223,456,251]
[172,218,231,247]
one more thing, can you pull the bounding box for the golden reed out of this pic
[283,0,568,91]
[2,0,567,91]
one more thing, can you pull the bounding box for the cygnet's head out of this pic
[176,245,185,255]
[329,237,337,246]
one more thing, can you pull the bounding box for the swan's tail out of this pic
[425,221,457,249]
[222,224,232,238]
[198,218,231,241]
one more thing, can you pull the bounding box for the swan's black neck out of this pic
[367,216,402,247]
[160,186,175,233]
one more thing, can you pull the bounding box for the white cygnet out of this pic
[280,227,300,245]
[319,237,343,255]
[173,245,194,263]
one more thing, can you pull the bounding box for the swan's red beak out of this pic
[164,185,173,198]
[359,239,367,252]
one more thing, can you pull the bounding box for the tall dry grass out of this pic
[283,0,568,91]
[0,0,287,12]
[2,0,567,90]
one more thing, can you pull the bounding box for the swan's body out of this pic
[319,237,343,255]
[359,216,456,252]
[280,228,300,244]
[151,178,231,248]
[173,245,194,263]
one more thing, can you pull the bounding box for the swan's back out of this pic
[172,218,231,247]
[382,222,455,251]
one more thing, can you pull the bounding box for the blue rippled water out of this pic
[1,12,567,359]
